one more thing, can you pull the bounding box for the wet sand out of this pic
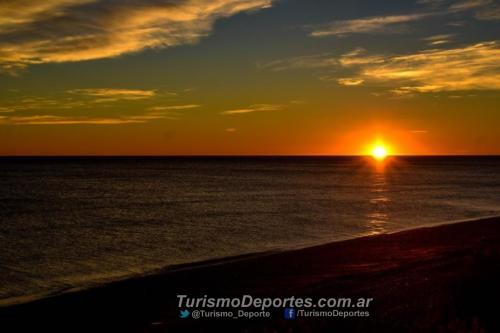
[1,216,500,332]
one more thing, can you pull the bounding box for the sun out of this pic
[371,145,388,161]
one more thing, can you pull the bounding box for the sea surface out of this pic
[1,156,499,305]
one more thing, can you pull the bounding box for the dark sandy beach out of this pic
[1,216,500,332]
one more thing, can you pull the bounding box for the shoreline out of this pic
[0,249,283,308]
[1,215,500,332]
[1,214,500,309]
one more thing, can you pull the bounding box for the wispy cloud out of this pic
[0,0,274,73]
[261,41,500,94]
[359,41,500,92]
[1,115,146,125]
[422,34,455,46]
[416,0,448,8]
[67,88,156,102]
[445,0,500,20]
[339,48,385,66]
[0,96,86,112]
[475,4,500,20]
[308,0,498,39]
[449,0,492,12]
[337,78,365,86]
[0,88,188,124]
[258,54,337,71]
[0,106,16,113]
[221,104,283,115]
[309,13,432,37]
[149,104,201,111]
[0,110,177,125]
[0,89,162,114]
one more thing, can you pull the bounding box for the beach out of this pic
[1,216,499,332]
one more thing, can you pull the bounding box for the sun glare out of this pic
[372,145,388,161]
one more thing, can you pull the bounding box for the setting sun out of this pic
[372,145,388,161]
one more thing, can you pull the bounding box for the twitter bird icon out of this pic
[179,309,190,318]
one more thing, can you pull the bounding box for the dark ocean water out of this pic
[1,157,499,304]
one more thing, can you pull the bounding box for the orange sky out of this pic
[1,0,499,155]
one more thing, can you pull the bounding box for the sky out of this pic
[1,0,499,155]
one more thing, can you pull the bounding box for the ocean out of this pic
[1,156,499,305]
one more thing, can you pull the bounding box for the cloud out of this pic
[447,0,500,20]
[422,34,455,46]
[475,4,500,20]
[0,106,16,113]
[339,48,385,66]
[261,41,500,93]
[0,88,186,124]
[258,53,337,71]
[149,104,201,111]
[0,89,162,114]
[449,0,492,12]
[0,96,86,112]
[359,41,500,92]
[417,0,494,13]
[337,78,365,86]
[0,115,145,125]
[0,111,177,125]
[307,0,498,39]
[221,104,283,115]
[309,13,432,37]
[0,0,273,73]
[67,88,156,102]
[416,0,448,7]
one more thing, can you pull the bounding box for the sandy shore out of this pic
[1,216,500,332]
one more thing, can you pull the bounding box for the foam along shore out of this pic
[1,216,500,332]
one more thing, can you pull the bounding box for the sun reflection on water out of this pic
[367,166,391,235]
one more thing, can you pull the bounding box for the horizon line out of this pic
[1,154,500,158]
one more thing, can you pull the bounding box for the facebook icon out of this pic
[284,308,296,320]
